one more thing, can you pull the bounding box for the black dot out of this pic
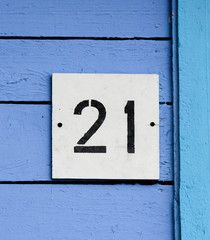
[150,122,155,127]
[57,122,62,128]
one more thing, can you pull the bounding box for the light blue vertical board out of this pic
[0,184,173,240]
[0,0,171,37]
[179,0,210,239]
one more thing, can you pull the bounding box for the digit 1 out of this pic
[124,101,135,153]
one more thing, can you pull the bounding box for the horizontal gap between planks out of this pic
[0,101,173,105]
[0,36,171,41]
[0,101,52,105]
[0,180,173,185]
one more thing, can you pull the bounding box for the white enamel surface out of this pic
[52,74,159,179]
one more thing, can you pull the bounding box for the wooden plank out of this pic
[171,0,180,239]
[0,0,171,38]
[0,40,171,102]
[0,104,172,181]
[179,1,210,239]
[0,184,173,240]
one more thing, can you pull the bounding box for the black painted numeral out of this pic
[73,100,135,154]
[124,101,135,153]
[74,100,106,153]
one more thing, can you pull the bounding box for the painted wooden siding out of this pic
[0,0,173,239]
[0,104,172,181]
[0,184,173,240]
[0,40,172,102]
[0,0,171,37]
[179,0,210,239]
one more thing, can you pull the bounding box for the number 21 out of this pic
[73,100,135,154]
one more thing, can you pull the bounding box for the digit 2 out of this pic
[74,99,106,153]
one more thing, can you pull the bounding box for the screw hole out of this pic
[150,122,155,127]
[57,122,62,128]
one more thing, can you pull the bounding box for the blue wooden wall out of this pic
[179,0,210,239]
[0,1,174,239]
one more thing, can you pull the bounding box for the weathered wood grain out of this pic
[0,1,173,239]
[0,184,173,240]
[0,104,172,181]
[0,40,171,102]
[0,0,171,37]
[179,1,210,239]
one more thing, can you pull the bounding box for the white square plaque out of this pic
[52,74,159,179]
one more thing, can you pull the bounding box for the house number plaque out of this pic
[52,74,159,179]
